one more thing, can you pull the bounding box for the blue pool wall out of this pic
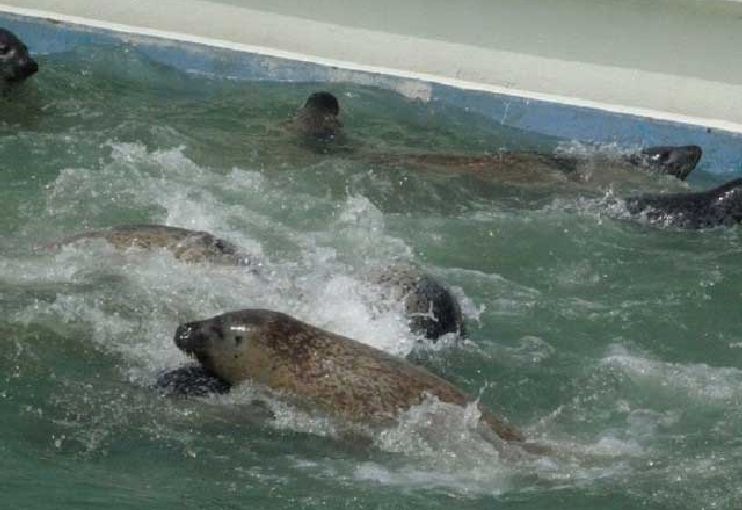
[3,12,741,179]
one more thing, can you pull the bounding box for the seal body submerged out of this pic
[174,308,522,442]
[0,28,39,84]
[51,224,254,265]
[367,265,466,341]
[626,177,742,229]
[365,145,702,186]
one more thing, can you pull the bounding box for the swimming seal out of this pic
[0,29,39,84]
[625,177,742,229]
[287,92,701,185]
[291,91,344,150]
[365,145,701,185]
[367,265,466,341]
[623,145,702,181]
[50,224,255,265]
[174,308,523,442]
[298,93,701,183]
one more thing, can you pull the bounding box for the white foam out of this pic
[15,142,440,384]
[602,345,742,403]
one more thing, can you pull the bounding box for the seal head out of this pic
[291,91,343,148]
[0,29,39,84]
[624,145,702,181]
[175,309,270,382]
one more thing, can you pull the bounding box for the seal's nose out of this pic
[174,322,201,351]
[671,145,703,180]
[24,58,39,77]
[686,145,703,167]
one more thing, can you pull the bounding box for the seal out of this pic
[154,265,465,398]
[50,224,255,265]
[365,145,702,185]
[367,265,466,341]
[0,28,39,84]
[302,93,701,183]
[625,177,742,229]
[286,92,701,185]
[623,145,702,181]
[290,91,345,151]
[174,308,523,442]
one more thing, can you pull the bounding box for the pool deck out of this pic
[1,1,742,175]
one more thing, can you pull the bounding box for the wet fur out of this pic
[626,177,742,228]
[50,224,254,264]
[175,309,522,442]
[0,28,39,85]
[368,265,466,340]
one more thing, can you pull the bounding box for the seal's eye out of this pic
[0,45,9,56]
[657,151,671,163]
[234,336,244,346]
[215,239,224,250]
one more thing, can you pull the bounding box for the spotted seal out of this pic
[367,264,466,341]
[50,224,255,265]
[0,28,39,85]
[625,177,742,229]
[174,308,523,443]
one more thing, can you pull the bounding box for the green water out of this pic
[2,45,741,510]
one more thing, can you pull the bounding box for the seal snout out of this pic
[21,57,39,78]
[0,29,39,83]
[641,145,703,180]
[174,321,205,353]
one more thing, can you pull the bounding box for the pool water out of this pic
[2,44,741,510]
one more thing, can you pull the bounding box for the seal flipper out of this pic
[154,364,231,397]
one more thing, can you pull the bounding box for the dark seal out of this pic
[0,28,39,84]
[622,145,703,181]
[368,265,466,341]
[174,308,523,442]
[626,177,742,229]
[290,91,348,153]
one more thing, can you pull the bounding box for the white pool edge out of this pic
[3,3,742,136]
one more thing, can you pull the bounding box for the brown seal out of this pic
[174,308,522,442]
[363,145,702,185]
[49,224,255,265]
